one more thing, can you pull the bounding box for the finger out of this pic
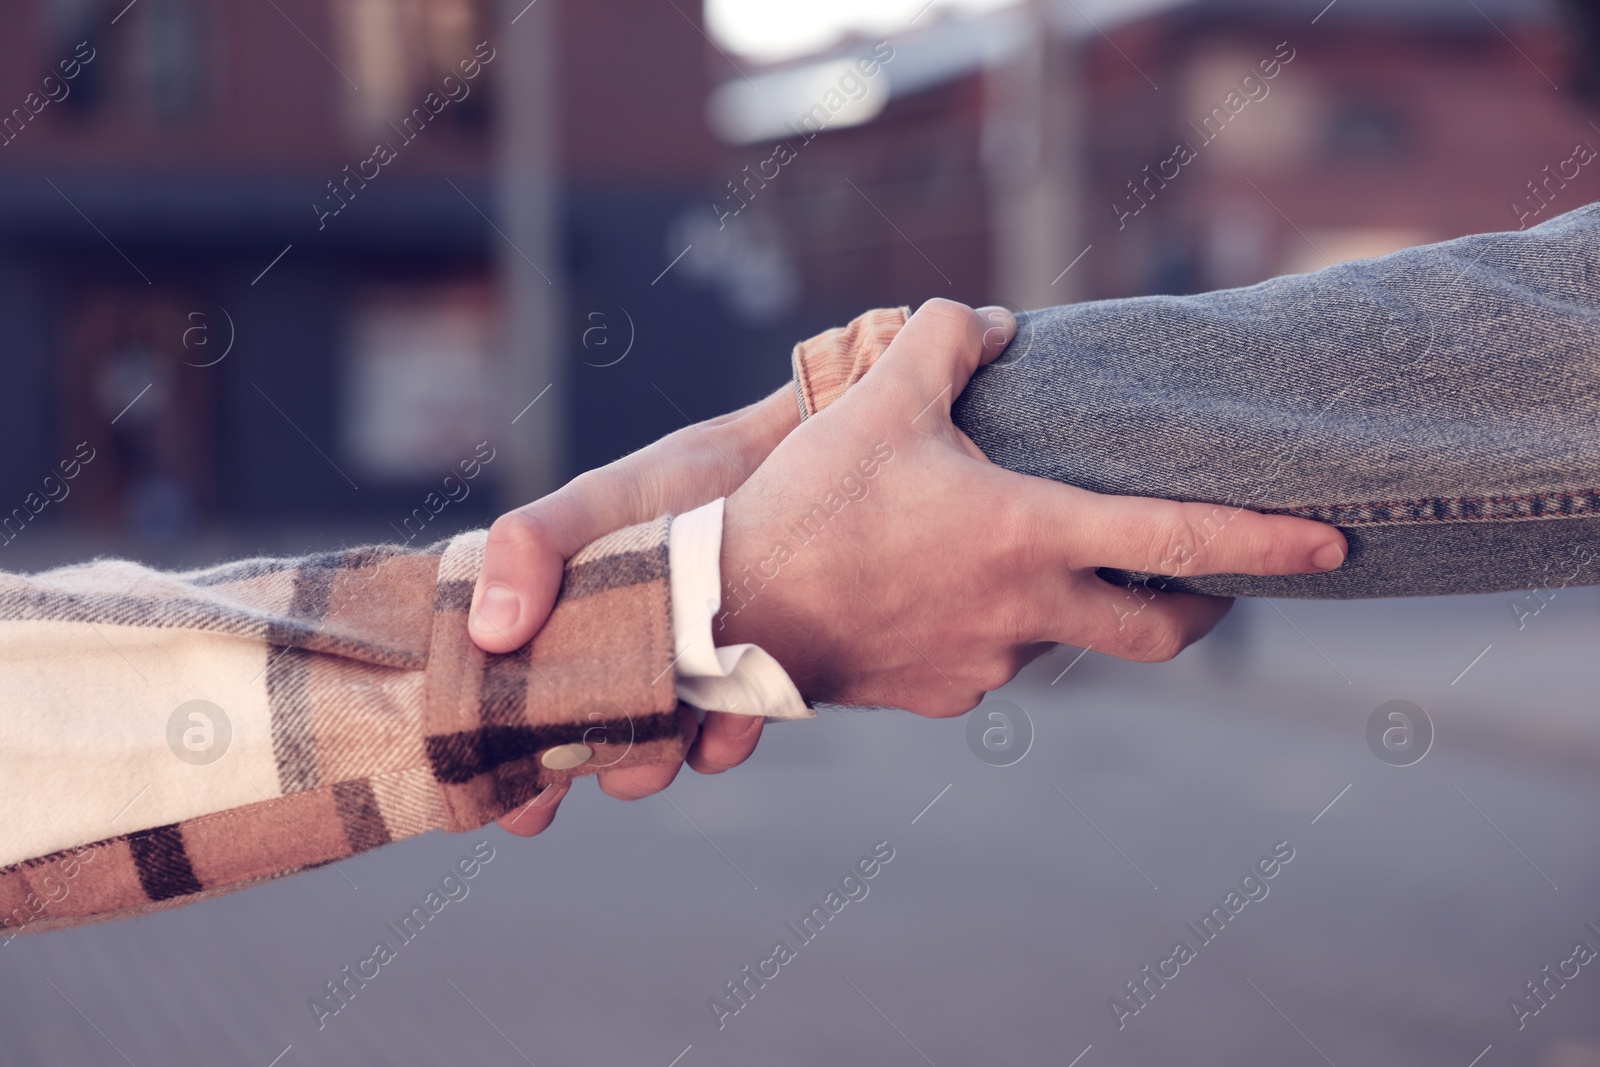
[686,711,764,775]
[1037,482,1348,578]
[495,783,571,837]
[598,707,700,800]
[1066,577,1235,663]
[972,305,1018,365]
[469,505,578,653]
[862,299,1016,422]
[469,474,627,653]
[597,761,682,801]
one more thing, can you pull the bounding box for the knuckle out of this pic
[1117,613,1187,663]
[1002,489,1044,548]
[904,689,982,719]
[915,298,979,339]
[972,658,1017,695]
[1248,517,1307,575]
[1145,506,1205,575]
[999,495,1052,583]
[484,508,548,557]
[916,296,970,320]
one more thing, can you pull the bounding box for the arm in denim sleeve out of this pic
[793,202,1600,599]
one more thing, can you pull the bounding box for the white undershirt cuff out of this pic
[667,499,812,721]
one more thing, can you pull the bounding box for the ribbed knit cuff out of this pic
[791,307,909,419]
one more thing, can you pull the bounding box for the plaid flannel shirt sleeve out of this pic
[0,519,682,935]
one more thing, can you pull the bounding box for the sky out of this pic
[704,0,1022,62]
[705,0,1191,62]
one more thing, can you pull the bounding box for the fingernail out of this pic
[524,783,569,809]
[714,713,761,738]
[473,583,520,634]
[1312,543,1346,571]
[975,305,1016,338]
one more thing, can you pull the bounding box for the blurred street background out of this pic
[2,0,1599,1063]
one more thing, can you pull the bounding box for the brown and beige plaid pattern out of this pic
[1,519,683,935]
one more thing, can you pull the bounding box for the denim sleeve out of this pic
[957,201,1600,598]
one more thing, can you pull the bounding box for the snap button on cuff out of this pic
[540,742,593,770]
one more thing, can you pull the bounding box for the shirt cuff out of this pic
[668,499,813,721]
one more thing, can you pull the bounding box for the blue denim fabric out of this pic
[956,202,1600,598]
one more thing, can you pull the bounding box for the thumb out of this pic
[865,299,1015,423]
[974,304,1018,365]
[469,496,598,653]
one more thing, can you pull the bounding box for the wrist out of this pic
[712,385,802,476]
[714,487,826,698]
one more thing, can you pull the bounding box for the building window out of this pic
[133,0,207,123]
[43,0,107,116]
[340,281,498,483]
[333,0,491,139]
[1324,98,1411,162]
[60,289,215,540]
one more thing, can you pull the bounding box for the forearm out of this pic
[0,522,680,934]
[588,383,801,527]
[796,203,1600,598]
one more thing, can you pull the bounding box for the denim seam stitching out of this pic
[1264,489,1600,526]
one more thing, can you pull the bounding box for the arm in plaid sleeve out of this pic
[0,520,681,935]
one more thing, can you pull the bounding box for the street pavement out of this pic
[5,588,1600,1066]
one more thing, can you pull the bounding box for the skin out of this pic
[472,300,1347,835]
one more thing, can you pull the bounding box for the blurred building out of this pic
[0,0,1593,548]
[0,0,500,543]
[1091,0,1589,297]
[713,0,1593,320]
[0,0,770,550]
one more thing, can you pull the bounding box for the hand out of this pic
[716,299,1348,715]
[470,382,804,835]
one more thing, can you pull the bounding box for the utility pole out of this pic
[983,0,1087,313]
[495,0,567,503]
